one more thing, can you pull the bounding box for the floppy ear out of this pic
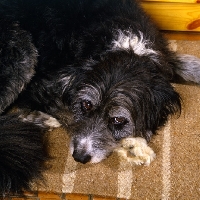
[135,78,181,141]
[128,68,181,141]
[149,81,181,127]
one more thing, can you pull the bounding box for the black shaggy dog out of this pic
[1,0,200,195]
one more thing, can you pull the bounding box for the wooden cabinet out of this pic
[141,0,200,31]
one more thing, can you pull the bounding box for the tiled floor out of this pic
[1,192,125,200]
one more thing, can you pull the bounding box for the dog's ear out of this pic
[134,78,181,140]
[149,81,181,127]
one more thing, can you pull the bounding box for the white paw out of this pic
[19,110,61,130]
[44,116,61,128]
[115,137,156,166]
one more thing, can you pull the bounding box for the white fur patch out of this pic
[111,30,159,60]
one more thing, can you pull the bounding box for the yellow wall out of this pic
[141,1,200,31]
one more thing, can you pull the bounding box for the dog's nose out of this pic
[72,150,91,164]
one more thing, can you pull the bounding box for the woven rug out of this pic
[33,40,200,199]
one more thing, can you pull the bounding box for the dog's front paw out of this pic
[115,137,156,166]
[19,110,61,130]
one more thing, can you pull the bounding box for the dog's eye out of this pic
[109,117,127,125]
[81,100,93,112]
[108,117,128,133]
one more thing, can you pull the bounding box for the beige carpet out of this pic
[34,40,200,199]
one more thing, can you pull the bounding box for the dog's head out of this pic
[59,51,181,164]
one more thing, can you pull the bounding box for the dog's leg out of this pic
[19,110,61,130]
[115,137,156,166]
[175,54,200,84]
[0,19,37,114]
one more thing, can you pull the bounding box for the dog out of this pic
[1,0,200,195]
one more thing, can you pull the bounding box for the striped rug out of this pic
[34,40,200,199]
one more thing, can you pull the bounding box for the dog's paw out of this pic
[43,116,61,129]
[19,110,61,130]
[115,137,156,166]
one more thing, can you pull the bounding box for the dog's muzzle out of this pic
[69,117,118,164]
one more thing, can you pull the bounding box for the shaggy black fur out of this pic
[0,3,48,195]
[0,0,200,194]
[0,114,48,195]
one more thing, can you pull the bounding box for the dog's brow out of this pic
[109,106,131,119]
[77,85,101,106]
[59,75,75,93]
